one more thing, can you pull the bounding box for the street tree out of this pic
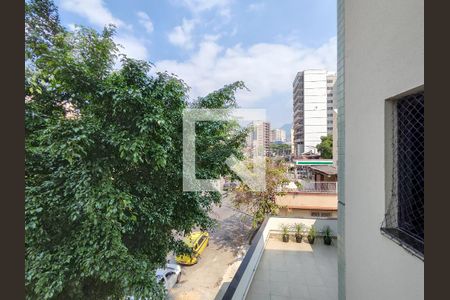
[25,1,247,299]
[232,159,290,227]
[316,134,333,159]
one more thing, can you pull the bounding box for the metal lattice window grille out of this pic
[381,90,424,260]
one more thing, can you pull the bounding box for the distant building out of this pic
[276,192,337,218]
[290,128,295,155]
[293,69,333,156]
[327,74,337,135]
[270,128,286,143]
[246,121,271,156]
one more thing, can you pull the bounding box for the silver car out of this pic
[155,263,182,290]
[126,263,182,299]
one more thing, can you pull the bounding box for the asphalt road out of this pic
[168,192,253,300]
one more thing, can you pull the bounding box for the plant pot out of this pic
[295,234,303,243]
[307,235,315,244]
[324,236,332,245]
[282,234,289,242]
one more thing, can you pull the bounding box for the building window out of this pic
[311,212,332,218]
[327,80,333,83]
[327,93,333,97]
[381,90,424,259]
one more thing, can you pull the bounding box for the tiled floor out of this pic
[245,236,338,300]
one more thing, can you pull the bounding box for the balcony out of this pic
[296,181,337,194]
[221,217,337,300]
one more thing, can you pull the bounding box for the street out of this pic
[169,192,253,300]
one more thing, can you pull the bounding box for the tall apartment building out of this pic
[327,74,337,135]
[293,69,333,156]
[246,121,271,156]
[270,128,286,143]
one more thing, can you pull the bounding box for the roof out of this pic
[309,165,337,176]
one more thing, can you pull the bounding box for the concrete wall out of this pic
[276,192,337,210]
[278,208,338,219]
[343,1,424,299]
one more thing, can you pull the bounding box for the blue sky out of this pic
[56,0,337,128]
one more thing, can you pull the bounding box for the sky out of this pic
[55,0,337,128]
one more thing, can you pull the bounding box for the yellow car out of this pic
[175,231,209,265]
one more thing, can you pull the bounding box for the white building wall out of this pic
[304,70,328,153]
[343,0,424,300]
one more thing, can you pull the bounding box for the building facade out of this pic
[337,0,424,300]
[247,121,271,156]
[293,69,332,156]
[327,73,337,135]
[270,128,286,143]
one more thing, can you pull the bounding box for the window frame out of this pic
[383,85,424,260]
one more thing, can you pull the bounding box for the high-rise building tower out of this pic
[293,69,331,156]
[270,128,286,143]
[326,74,337,135]
[247,121,271,156]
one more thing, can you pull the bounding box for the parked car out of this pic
[125,263,181,300]
[156,263,182,290]
[175,231,209,265]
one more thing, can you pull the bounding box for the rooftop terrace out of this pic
[221,217,338,300]
[246,237,337,300]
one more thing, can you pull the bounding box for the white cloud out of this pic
[137,11,154,33]
[60,0,130,29]
[168,19,197,49]
[175,0,231,14]
[114,35,149,60]
[248,2,266,12]
[156,37,337,103]
[67,23,77,31]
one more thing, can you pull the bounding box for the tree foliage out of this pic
[232,159,290,227]
[269,143,291,157]
[25,1,247,299]
[316,135,333,159]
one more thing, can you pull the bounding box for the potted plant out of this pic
[294,223,304,243]
[307,225,316,244]
[323,225,332,245]
[280,224,290,242]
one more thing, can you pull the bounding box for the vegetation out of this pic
[280,224,290,235]
[308,225,317,238]
[25,0,247,299]
[323,225,332,238]
[232,158,290,228]
[294,223,304,235]
[323,225,333,245]
[316,134,333,159]
[269,143,291,157]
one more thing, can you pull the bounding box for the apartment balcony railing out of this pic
[296,181,337,193]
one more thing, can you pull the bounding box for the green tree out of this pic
[316,135,333,159]
[25,1,247,299]
[232,159,290,227]
[269,143,291,157]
